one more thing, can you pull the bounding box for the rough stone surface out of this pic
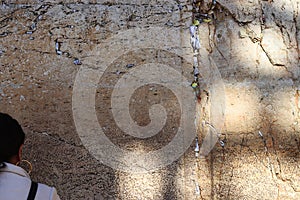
[261,28,287,66]
[0,0,300,200]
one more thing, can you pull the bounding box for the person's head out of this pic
[0,113,25,167]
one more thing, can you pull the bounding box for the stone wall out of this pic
[0,0,299,199]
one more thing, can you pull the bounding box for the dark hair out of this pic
[0,113,25,168]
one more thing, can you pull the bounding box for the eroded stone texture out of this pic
[218,0,261,23]
[261,28,287,66]
[0,0,299,200]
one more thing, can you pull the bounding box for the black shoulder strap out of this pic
[27,181,38,200]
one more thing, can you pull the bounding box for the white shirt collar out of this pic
[0,162,30,178]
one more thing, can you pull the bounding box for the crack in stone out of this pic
[245,26,262,43]
[294,2,300,58]
[0,16,13,29]
[24,49,53,55]
[296,90,300,113]
[29,130,81,148]
[258,128,277,185]
[257,40,294,78]
[258,42,274,65]
[208,23,215,53]
[0,31,12,37]
[270,133,284,182]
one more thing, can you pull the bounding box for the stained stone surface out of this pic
[1,0,300,199]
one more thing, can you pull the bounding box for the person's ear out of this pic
[17,144,23,162]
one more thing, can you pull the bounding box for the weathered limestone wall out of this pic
[197,0,300,199]
[1,0,299,199]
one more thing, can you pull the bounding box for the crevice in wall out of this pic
[294,2,300,58]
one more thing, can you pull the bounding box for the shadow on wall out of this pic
[206,0,300,199]
[23,131,119,199]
